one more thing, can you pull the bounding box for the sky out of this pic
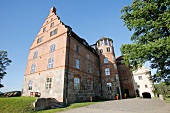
[0,0,149,92]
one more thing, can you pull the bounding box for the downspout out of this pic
[65,27,72,105]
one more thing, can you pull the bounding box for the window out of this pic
[50,44,55,52]
[37,37,43,43]
[107,83,112,90]
[33,51,38,59]
[116,74,119,80]
[137,85,140,88]
[104,40,108,45]
[105,68,110,76]
[145,84,148,88]
[138,76,143,80]
[50,22,54,28]
[114,64,117,69]
[87,63,91,73]
[46,77,52,89]
[104,57,108,64]
[74,77,80,89]
[100,49,103,53]
[97,69,100,76]
[87,80,92,90]
[43,27,46,32]
[50,29,57,36]
[51,18,53,21]
[48,58,54,69]
[106,47,110,52]
[31,64,36,73]
[87,54,90,59]
[76,45,79,52]
[28,80,33,90]
[76,59,80,69]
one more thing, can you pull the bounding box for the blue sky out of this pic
[0,0,144,92]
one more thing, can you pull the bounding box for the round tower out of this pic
[96,37,121,99]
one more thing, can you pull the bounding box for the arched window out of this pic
[105,68,110,76]
[74,77,80,89]
[50,44,56,52]
[30,64,36,73]
[104,57,108,64]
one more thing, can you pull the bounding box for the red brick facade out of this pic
[22,7,135,104]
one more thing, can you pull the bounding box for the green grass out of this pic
[0,97,100,113]
[0,96,36,113]
[164,96,170,103]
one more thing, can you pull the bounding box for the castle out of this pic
[22,7,135,104]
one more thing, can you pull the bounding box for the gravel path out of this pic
[60,98,170,113]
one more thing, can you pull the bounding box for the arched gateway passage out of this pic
[142,92,151,98]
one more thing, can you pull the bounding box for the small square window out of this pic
[138,76,142,80]
[107,83,112,90]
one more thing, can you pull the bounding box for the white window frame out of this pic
[50,44,56,52]
[46,77,52,89]
[105,68,110,76]
[104,57,108,64]
[30,64,36,73]
[74,77,80,90]
[28,80,33,90]
[76,59,80,69]
[107,83,112,90]
[48,58,54,69]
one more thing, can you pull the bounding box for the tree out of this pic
[0,51,12,88]
[120,0,170,82]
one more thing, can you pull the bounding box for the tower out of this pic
[96,37,121,99]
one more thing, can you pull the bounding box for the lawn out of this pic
[164,95,170,103]
[0,97,100,113]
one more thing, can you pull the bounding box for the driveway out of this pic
[61,98,170,113]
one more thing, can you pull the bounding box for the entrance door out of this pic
[142,92,151,98]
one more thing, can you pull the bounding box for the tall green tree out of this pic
[0,51,12,88]
[120,0,170,82]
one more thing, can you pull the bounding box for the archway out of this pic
[142,92,151,98]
